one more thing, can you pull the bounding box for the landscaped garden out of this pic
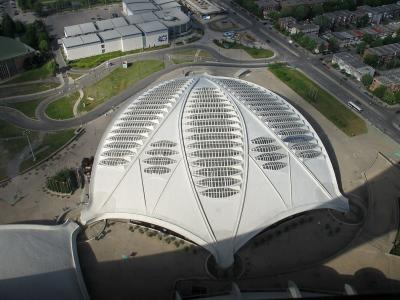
[46,92,80,120]
[213,39,274,59]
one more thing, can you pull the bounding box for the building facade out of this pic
[332,52,375,81]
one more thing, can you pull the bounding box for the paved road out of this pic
[0,61,269,131]
[219,0,400,143]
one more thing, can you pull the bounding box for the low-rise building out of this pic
[62,34,102,61]
[331,31,360,47]
[332,52,375,81]
[278,16,297,32]
[280,0,327,9]
[136,20,169,48]
[291,23,319,35]
[371,70,400,92]
[364,42,400,63]
[0,37,35,81]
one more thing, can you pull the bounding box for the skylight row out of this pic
[193,167,242,177]
[196,177,241,188]
[189,149,242,159]
[200,188,239,198]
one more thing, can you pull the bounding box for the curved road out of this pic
[0,60,270,131]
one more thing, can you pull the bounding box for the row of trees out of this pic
[269,0,397,23]
[0,14,52,70]
[0,14,50,52]
[234,0,263,18]
[17,0,119,16]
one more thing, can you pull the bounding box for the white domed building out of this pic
[81,75,349,268]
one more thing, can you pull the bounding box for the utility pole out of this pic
[23,130,36,162]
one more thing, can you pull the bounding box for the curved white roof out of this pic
[81,75,348,267]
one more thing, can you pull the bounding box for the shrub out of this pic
[46,168,78,194]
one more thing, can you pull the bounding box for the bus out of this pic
[347,101,363,112]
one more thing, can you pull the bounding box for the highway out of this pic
[219,0,400,143]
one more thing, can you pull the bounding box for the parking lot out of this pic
[45,3,122,38]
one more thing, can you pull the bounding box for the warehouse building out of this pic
[116,25,144,51]
[122,0,192,38]
[62,34,102,61]
[62,0,190,60]
[136,20,169,47]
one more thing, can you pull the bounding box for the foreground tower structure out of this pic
[81,75,348,268]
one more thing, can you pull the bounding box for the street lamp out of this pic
[23,130,36,162]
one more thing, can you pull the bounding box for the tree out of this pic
[39,39,49,52]
[364,54,379,67]
[267,11,281,22]
[328,37,339,52]
[361,74,373,87]
[362,33,374,45]
[33,2,43,16]
[356,41,367,54]
[382,90,396,104]
[356,14,370,28]
[1,14,15,37]
[293,5,309,20]
[372,85,387,98]
[313,15,331,32]
[14,20,25,34]
[318,43,327,53]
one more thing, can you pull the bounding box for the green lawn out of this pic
[1,98,43,119]
[79,60,165,113]
[213,40,274,59]
[69,45,169,69]
[19,129,76,172]
[172,49,212,64]
[4,60,56,84]
[46,92,80,120]
[269,64,367,136]
[0,82,60,98]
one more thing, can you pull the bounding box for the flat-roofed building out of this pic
[364,42,400,63]
[98,30,122,53]
[181,0,223,16]
[122,0,192,38]
[116,25,144,51]
[136,20,169,47]
[332,52,375,81]
[62,33,102,60]
[371,69,400,91]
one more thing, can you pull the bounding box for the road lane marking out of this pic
[259,29,300,57]
[310,65,385,118]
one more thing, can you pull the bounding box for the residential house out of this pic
[370,69,400,91]
[278,16,297,32]
[364,43,400,63]
[291,22,320,35]
[332,52,375,81]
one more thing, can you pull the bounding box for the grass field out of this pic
[1,98,43,119]
[269,64,367,136]
[19,129,75,172]
[3,60,56,84]
[46,92,80,120]
[213,40,274,59]
[0,82,59,98]
[69,45,169,69]
[79,60,164,113]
